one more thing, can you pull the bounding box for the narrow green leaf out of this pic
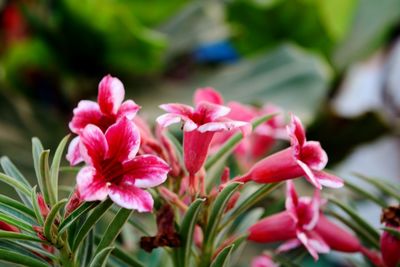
[111,245,145,267]
[15,241,58,261]
[344,180,387,207]
[0,240,53,264]
[58,202,98,235]
[79,229,95,267]
[0,213,35,233]
[329,198,380,240]
[0,156,32,207]
[110,207,150,236]
[177,198,205,267]
[205,114,276,170]
[354,173,400,202]
[0,203,36,225]
[0,230,46,243]
[59,166,81,173]
[0,194,36,218]
[50,135,69,202]
[381,227,400,239]
[72,199,113,252]
[94,208,133,256]
[210,244,234,267]
[32,137,45,196]
[164,130,183,162]
[201,183,240,267]
[31,185,45,225]
[89,246,114,267]
[40,150,56,206]
[44,199,67,241]
[0,248,50,267]
[0,172,31,196]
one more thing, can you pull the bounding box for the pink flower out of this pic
[76,117,170,212]
[380,206,400,267]
[251,254,278,267]
[156,87,249,192]
[248,181,377,262]
[236,114,343,189]
[67,75,140,165]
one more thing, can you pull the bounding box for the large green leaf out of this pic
[89,246,114,267]
[0,230,46,243]
[58,202,98,235]
[43,199,67,242]
[0,248,50,267]
[39,150,56,206]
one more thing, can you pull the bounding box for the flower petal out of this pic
[285,181,299,220]
[80,124,108,166]
[108,183,153,212]
[277,238,301,253]
[195,102,230,121]
[69,100,102,134]
[98,75,125,115]
[117,100,140,120]
[66,136,84,166]
[77,166,108,202]
[156,113,184,128]
[197,120,249,133]
[314,171,344,188]
[300,141,328,171]
[296,160,322,189]
[122,155,170,188]
[302,190,321,231]
[159,103,194,116]
[105,118,140,161]
[296,231,319,260]
[287,114,306,155]
[193,87,224,105]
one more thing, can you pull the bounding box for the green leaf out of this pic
[94,208,133,256]
[15,241,57,262]
[109,207,150,236]
[201,183,241,267]
[111,244,145,267]
[0,248,50,267]
[164,130,183,160]
[31,185,45,225]
[210,244,234,267]
[205,114,276,170]
[58,202,98,235]
[50,135,69,202]
[0,212,35,233]
[32,137,45,196]
[381,227,400,239]
[89,246,114,267]
[354,173,400,202]
[176,198,205,267]
[0,172,31,196]
[0,202,36,225]
[43,199,67,242]
[40,150,56,206]
[72,199,113,252]
[0,240,53,265]
[0,194,36,218]
[273,254,302,267]
[329,197,380,241]
[79,229,94,267]
[0,230,46,243]
[344,180,387,207]
[0,156,32,207]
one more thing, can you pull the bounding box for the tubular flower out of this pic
[236,114,343,189]
[67,75,140,165]
[380,205,400,267]
[248,181,378,262]
[251,254,278,267]
[76,117,170,212]
[156,87,249,192]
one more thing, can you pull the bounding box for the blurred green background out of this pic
[1,0,400,266]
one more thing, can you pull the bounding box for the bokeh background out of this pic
[1,0,400,266]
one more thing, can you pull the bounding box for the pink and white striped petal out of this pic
[285,181,299,220]
[80,124,108,166]
[98,75,125,115]
[193,87,224,105]
[197,120,249,133]
[105,118,140,161]
[77,167,109,202]
[300,141,328,171]
[314,171,344,188]
[117,100,140,120]
[277,238,301,253]
[69,100,102,134]
[159,103,194,116]
[196,102,230,121]
[156,113,185,128]
[122,155,169,188]
[108,183,153,212]
[296,160,322,189]
[66,136,84,166]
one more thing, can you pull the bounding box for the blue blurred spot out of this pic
[194,41,239,64]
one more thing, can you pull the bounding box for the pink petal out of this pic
[300,141,328,171]
[195,102,230,121]
[156,113,184,128]
[117,100,140,120]
[285,181,299,219]
[287,114,306,155]
[227,101,256,121]
[298,230,330,260]
[314,171,344,188]
[248,211,297,243]
[277,238,301,253]
[105,118,140,161]
[197,120,249,133]
[159,103,194,116]
[251,255,278,267]
[98,75,125,115]
[296,160,322,189]
[193,87,224,105]
[183,119,198,131]
[77,166,109,201]
[122,155,170,188]
[66,136,83,166]
[183,130,215,175]
[108,183,153,212]
[69,100,102,134]
[296,231,319,260]
[302,190,321,230]
[80,124,108,166]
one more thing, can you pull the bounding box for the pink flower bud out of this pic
[0,221,19,232]
[37,194,50,219]
[65,189,82,217]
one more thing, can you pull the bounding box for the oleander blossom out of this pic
[236,114,343,189]
[76,117,170,212]
[248,181,380,262]
[251,254,278,267]
[156,87,250,192]
[67,75,140,165]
